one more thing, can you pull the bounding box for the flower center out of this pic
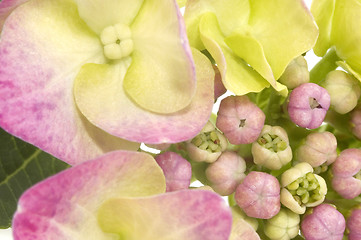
[286,172,321,205]
[100,23,134,60]
[354,171,361,180]
[257,133,287,152]
[309,97,322,109]
[239,119,246,128]
[191,131,222,153]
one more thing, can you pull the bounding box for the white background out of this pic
[0,0,317,239]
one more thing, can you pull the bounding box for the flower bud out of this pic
[288,83,330,129]
[251,125,292,170]
[186,121,227,163]
[297,131,337,170]
[347,206,361,240]
[213,65,227,100]
[350,108,361,140]
[279,55,309,89]
[155,152,192,192]
[235,171,280,219]
[301,204,345,240]
[323,70,361,114]
[281,163,327,214]
[264,208,300,240]
[216,95,265,144]
[332,148,361,199]
[205,151,246,196]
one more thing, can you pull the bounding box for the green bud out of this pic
[287,181,299,191]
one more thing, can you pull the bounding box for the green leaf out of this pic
[0,128,69,228]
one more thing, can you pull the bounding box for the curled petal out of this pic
[199,12,270,95]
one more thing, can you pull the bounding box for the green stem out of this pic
[310,49,340,84]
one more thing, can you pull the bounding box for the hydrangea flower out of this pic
[288,83,331,129]
[187,121,227,163]
[205,151,246,196]
[235,171,280,219]
[301,204,346,240]
[347,206,361,240]
[332,148,361,199]
[216,95,265,145]
[264,208,300,240]
[184,0,318,96]
[296,131,337,171]
[323,70,360,114]
[351,108,361,140]
[13,151,233,239]
[251,125,292,170]
[281,163,327,214]
[0,0,216,165]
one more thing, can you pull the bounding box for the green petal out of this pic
[97,190,232,239]
[337,61,361,82]
[123,0,196,114]
[75,0,144,34]
[184,0,250,49]
[225,31,275,86]
[311,0,336,57]
[248,0,318,80]
[331,0,361,73]
[199,12,270,95]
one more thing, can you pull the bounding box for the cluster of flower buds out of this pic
[148,52,361,239]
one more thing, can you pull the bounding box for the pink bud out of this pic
[155,152,192,192]
[347,206,361,240]
[332,148,361,199]
[235,171,280,219]
[301,204,345,240]
[350,108,361,140]
[205,151,246,196]
[216,95,265,144]
[288,83,330,129]
[297,131,337,167]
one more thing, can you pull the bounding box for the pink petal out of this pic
[0,0,139,165]
[155,152,192,192]
[0,0,28,31]
[13,150,166,240]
